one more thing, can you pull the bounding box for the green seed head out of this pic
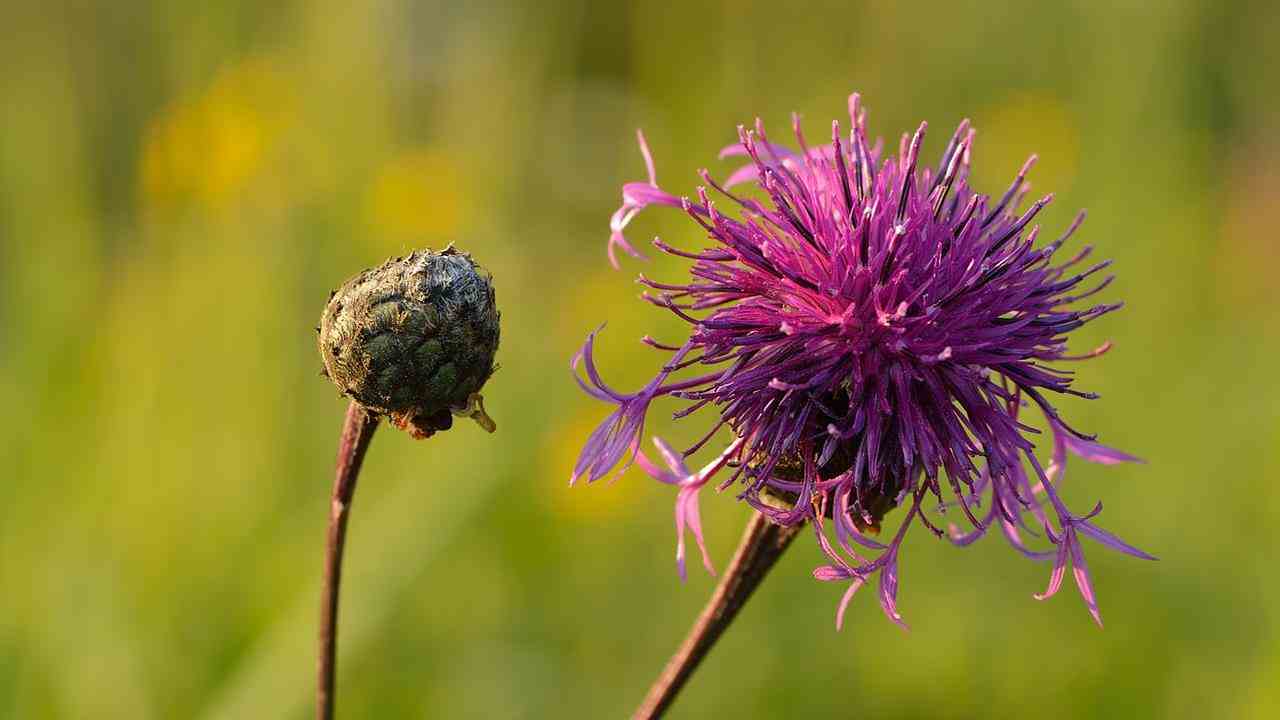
[319,246,500,438]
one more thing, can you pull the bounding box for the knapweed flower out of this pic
[573,93,1153,627]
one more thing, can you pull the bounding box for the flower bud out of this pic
[319,246,500,438]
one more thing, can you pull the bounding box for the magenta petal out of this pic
[716,142,747,160]
[607,229,645,269]
[813,512,863,567]
[835,492,888,551]
[620,182,681,208]
[570,408,623,484]
[717,140,797,161]
[652,436,690,476]
[604,131,680,267]
[835,577,866,631]
[1052,419,1142,466]
[635,450,679,485]
[636,128,657,184]
[569,396,651,484]
[813,565,853,582]
[999,517,1056,561]
[660,435,716,580]
[1065,434,1144,465]
[673,491,690,581]
[1077,519,1158,560]
[570,327,625,402]
[878,557,909,630]
[681,486,716,577]
[1034,540,1069,601]
[723,164,761,189]
[1067,533,1104,626]
[947,521,988,547]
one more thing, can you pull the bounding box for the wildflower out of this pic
[573,93,1152,626]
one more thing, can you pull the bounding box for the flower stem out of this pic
[633,511,804,719]
[317,401,380,720]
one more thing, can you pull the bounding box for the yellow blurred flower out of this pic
[140,58,294,211]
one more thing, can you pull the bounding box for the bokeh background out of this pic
[2,1,1277,717]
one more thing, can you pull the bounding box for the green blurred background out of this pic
[2,1,1277,717]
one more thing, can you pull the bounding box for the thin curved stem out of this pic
[633,511,804,719]
[317,401,380,720]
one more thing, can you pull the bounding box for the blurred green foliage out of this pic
[1,1,1277,717]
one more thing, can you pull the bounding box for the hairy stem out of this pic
[633,511,804,719]
[317,402,380,720]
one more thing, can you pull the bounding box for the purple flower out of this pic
[634,436,745,580]
[573,93,1153,627]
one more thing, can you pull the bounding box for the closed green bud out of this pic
[319,246,500,438]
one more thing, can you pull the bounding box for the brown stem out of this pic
[633,511,804,720]
[317,401,380,720]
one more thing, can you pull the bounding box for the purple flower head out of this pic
[574,93,1153,627]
